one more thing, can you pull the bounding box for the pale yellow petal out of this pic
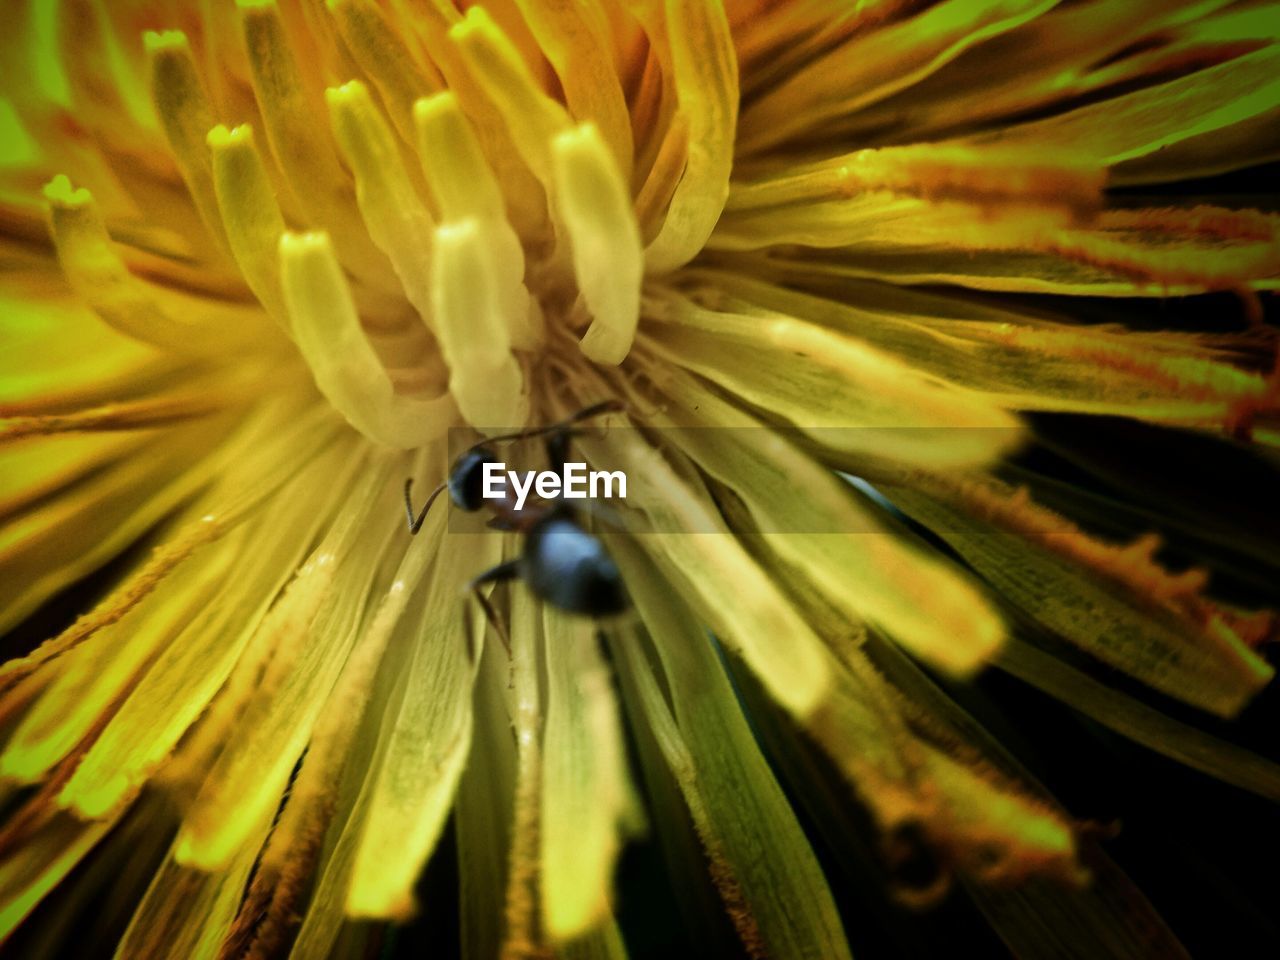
[345,505,502,918]
[539,606,641,941]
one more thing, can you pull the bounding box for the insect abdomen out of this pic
[521,517,628,616]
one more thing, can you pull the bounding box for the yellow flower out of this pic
[1,1,1278,957]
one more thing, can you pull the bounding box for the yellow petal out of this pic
[884,474,1274,716]
[695,272,1270,423]
[455,622,518,960]
[175,457,399,869]
[116,828,270,959]
[648,367,1004,675]
[0,402,340,693]
[502,581,548,960]
[1,525,240,784]
[345,503,502,918]
[962,44,1280,179]
[572,417,832,720]
[539,606,641,941]
[639,0,739,274]
[644,287,1021,468]
[0,422,215,638]
[739,0,1056,155]
[998,636,1280,800]
[608,544,852,960]
[327,0,443,143]
[0,814,116,941]
[59,443,359,817]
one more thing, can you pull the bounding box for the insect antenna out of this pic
[403,478,447,535]
[458,399,624,455]
[465,559,521,660]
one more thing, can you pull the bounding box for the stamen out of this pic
[515,0,635,181]
[207,124,290,331]
[42,176,243,354]
[414,93,543,349]
[238,0,398,291]
[279,231,456,448]
[552,125,643,365]
[325,80,436,324]
[143,31,232,256]
[412,92,506,223]
[449,7,572,187]
[430,220,530,430]
[327,0,444,143]
[398,1,550,243]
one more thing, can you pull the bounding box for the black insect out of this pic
[402,401,629,649]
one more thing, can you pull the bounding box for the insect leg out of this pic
[465,560,520,659]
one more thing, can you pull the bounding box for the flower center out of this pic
[261,3,655,445]
[40,0,740,450]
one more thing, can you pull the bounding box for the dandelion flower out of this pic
[1,1,1278,958]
